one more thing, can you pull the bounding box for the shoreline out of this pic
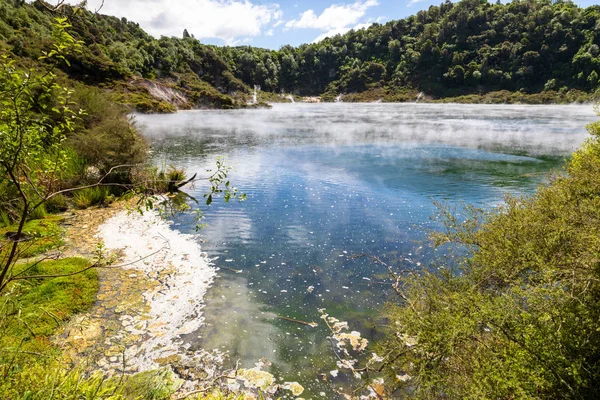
[97,210,217,371]
[60,202,223,385]
[57,202,305,398]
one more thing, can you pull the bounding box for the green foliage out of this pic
[378,116,600,398]
[0,254,184,400]
[4,0,598,103]
[0,257,97,395]
[72,187,110,209]
[0,217,63,259]
[216,0,600,99]
[67,84,148,174]
[164,165,186,183]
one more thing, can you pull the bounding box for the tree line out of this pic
[2,0,599,103]
[217,0,600,98]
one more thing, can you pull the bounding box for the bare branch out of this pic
[37,0,67,13]
[94,0,105,14]
[30,163,142,213]
[10,241,170,282]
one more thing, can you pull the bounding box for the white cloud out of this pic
[73,0,283,44]
[285,0,378,31]
[313,22,372,43]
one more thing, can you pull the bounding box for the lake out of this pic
[136,103,596,397]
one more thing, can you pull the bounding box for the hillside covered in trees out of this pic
[218,0,600,102]
[0,0,253,112]
[2,0,600,108]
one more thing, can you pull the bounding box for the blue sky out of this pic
[78,0,598,49]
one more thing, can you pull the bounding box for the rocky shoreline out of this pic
[56,202,305,398]
[58,203,222,385]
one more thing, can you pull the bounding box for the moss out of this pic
[0,257,98,396]
[0,217,63,259]
[108,369,182,399]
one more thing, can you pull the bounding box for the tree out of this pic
[0,17,82,292]
[0,17,243,293]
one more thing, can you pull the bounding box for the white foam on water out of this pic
[97,210,216,371]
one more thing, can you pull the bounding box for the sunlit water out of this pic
[136,103,596,397]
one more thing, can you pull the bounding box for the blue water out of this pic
[136,103,596,397]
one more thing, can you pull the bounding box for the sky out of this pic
[70,0,598,49]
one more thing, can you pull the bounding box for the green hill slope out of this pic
[218,0,600,103]
[2,0,599,106]
[0,0,252,112]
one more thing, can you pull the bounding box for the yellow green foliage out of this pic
[0,217,63,259]
[380,116,600,398]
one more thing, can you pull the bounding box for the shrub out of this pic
[379,116,600,398]
[27,203,47,220]
[72,187,110,209]
[44,193,69,213]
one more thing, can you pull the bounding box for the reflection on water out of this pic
[137,103,596,397]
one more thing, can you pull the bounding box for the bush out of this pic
[27,203,47,220]
[72,187,110,209]
[44,193,69,213]
[379,116,600,398]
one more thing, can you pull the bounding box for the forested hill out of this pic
[218,0,600,102]
[1,0,599,108]
[0,0,252,112]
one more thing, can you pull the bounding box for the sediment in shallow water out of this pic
[96,210,217,371]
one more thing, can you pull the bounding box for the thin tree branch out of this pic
[10,242,169,281]
[94,0,105,14]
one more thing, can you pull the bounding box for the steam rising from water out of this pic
[138,103,596,157]
[135,103,597,397]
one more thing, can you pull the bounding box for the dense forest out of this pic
[0,0,252,112]
[1,0,600,108]
[218,0,600,100]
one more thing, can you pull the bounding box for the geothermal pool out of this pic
[136,103,597,397]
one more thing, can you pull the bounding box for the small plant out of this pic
[44,194,69,213]
[72,187,110,209]
[27,204,47,221]
[166,165,186,183]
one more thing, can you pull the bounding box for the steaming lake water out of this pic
[136,103,596,397]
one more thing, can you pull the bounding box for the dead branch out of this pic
[8,241,169,282]
[173,173,197,190]
[277,316,318,327]
[93,0,104,13]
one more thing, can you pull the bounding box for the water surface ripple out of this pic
[136,103,596,397]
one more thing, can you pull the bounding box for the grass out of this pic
[0,205,233,399]
[0,217,63,259]
[0,231,187,399]
[0,257,98,398]
[0,254,239,399]
[72,187,111,209]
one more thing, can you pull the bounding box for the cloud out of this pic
[73,0,282,44]
[285,0,378,43]
[312,22,372,43]
[285,0,378,31]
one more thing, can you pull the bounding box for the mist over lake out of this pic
[136,103,596,397]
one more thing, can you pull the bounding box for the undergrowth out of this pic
[0,217,63,259]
